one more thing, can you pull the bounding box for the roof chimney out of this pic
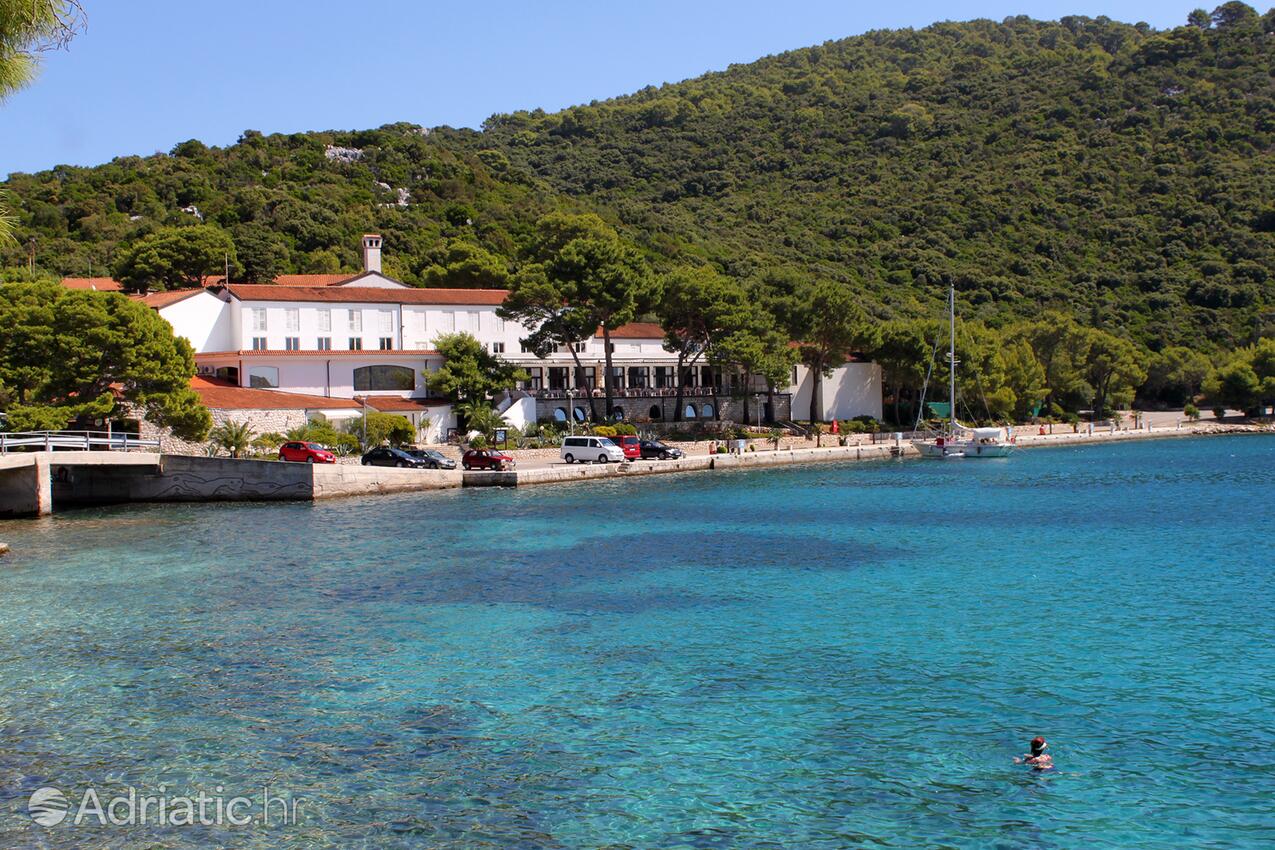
[361,234,383,274]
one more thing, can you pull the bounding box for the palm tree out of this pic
[209,420,253,458]
[456,401,505,445]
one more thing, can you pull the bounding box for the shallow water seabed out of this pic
[0,436,1272,849]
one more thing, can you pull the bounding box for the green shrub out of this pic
[612,423,637,436]
[345,412,415,448]
[287,422,360,455]
[1184,403,1200,421]
[593,424,617,438]
[1212,406,1227,420]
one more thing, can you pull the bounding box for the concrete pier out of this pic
[0,453,53,517]
[0,452,461,517]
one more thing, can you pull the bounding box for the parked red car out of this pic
[462,448,515,471]
[615,435,642,460]
[279,441,336,464]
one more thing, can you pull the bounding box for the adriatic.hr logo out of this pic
[22,783,303,828]
[27,787,70,826]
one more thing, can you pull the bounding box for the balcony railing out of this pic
[535,386,736,399]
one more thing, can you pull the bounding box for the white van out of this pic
[561,436,625,464]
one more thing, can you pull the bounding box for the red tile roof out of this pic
[190,377,361,410]
[273,273,357,287]
[600,322,665,339]
[62,277,123,291]
[221,284,509,305]
[194,349,437,359]
[365,397,450,412]
[131,289,206,308]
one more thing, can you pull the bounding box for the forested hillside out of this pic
[4,6,1274,351]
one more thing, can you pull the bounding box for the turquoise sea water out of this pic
[0,436,1273,848]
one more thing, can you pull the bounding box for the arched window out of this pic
[353,365,415,392]
[553,407,568,423]
[684,404,698,419]
[701,403,715,419]
[573,406,587,422]
[611,407,625,421]
[248,366,278,388]
[649,405,662,420]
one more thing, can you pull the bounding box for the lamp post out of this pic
[567,386,575,436]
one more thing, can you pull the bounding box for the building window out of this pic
[285,308,300,333]
[607,342,615,354]
[520,341,535,355]
[285,337,300,351]
[379,337,394,350]
[248,366,279,388]
[316,337,332,351]
[251,308,267,332]
[553,407,567,422]
[348,309,363,333]
[574,342,586,353]
[466,311,479,331]
[214,366,238,383]
[317,309,332,333]
[684,404,698,419]
[251,337,267,350]
[490,342,505,354]
[353,365,415,392]
[379,310,393,334]
[348,338,363,350]
[702,403,715,419]
[442,312,455,332]
[494,315,505,332]
[573,406,587,423]
[649,405,662,420]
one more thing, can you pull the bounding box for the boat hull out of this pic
[961,442,1015,458]
[912,440,965,459]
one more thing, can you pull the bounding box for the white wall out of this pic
[499,395,537,429]
[334,272,408,289]
[158,291,234,352]
[236,301,405,351]
[789,362,884,422]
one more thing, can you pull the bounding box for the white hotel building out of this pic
[72,236,882,443]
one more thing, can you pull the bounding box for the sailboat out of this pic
[911,284,1015,460]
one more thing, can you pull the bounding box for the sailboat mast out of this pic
[948,283,956,436]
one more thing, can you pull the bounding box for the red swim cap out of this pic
[1031,736,1046,749]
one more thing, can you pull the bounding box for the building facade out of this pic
[91,235,882,441]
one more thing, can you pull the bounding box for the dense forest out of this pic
[3,6,1274,354]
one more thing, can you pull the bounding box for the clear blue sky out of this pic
[2,1,1211,177]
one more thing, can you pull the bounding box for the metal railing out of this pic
[0,430,160,453]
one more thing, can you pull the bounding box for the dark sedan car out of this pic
[405,449,457,470]
[639,439,684,460]
[361,447,431,468]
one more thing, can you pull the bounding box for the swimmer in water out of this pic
[1014,736,1053,769]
